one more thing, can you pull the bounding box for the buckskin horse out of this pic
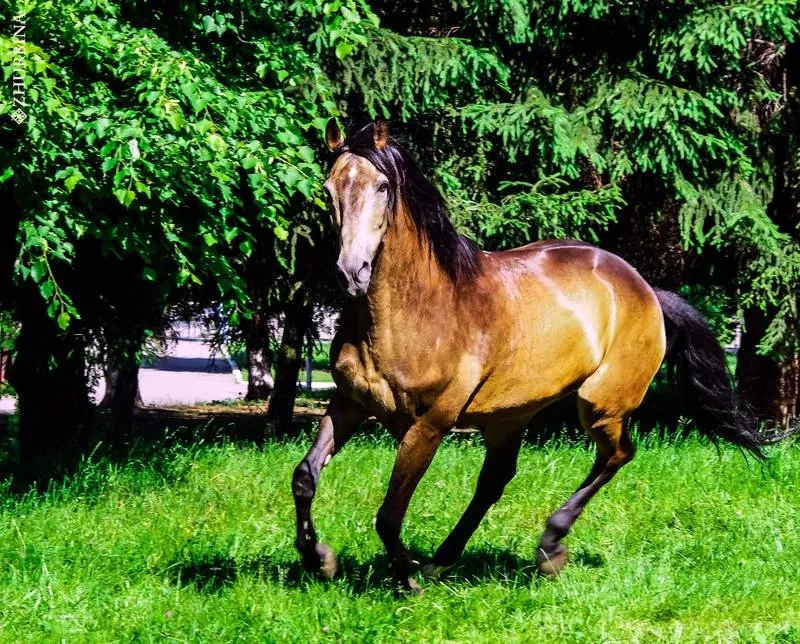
[291,119,767,594]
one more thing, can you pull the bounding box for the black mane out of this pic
[332,123,481,283]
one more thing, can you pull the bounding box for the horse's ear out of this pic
[325,118,344,151]
[373,119,389,150]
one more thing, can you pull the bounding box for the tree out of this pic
[0,0,367,474]
[2,0,798,480]
[325,0,800,428]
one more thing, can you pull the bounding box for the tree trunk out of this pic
[109,360,142,444]
[245,311,274,401]
[9,291,93,482]
[266,298,311,436]
[736,308,800,430]
[305,336,313,390]
[98,334,145,443]
[0,350,10,384]
[99,364,143,409]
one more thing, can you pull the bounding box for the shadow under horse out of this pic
[291,119,773,594]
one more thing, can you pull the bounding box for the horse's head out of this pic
[323,119,394,297]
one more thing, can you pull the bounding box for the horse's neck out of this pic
[365,211,453,338]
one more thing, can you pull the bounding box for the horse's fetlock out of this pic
[545,511,573,541]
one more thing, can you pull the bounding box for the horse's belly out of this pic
[459,329,598,424]
[461,371,580,423]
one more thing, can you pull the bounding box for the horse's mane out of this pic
[332,123,481,283]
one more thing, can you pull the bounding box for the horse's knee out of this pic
[605,437,635,473]
[617,438,636,466]
[292,460,315,500]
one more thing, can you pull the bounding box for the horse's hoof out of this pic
[422,562,454,580]
[315,543,338,580]
[400,576,424,596]
[536,544,568,578]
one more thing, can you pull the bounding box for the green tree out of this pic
[328,0,800,428]
[0,0,371,475]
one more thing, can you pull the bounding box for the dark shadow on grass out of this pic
[167,550,397,594]
[166,543,608,595]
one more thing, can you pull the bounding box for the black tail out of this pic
[654,289,765,458]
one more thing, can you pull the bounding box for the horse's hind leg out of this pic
[292,392,368,578]
[424,426,525,579]
[536,398,635,577]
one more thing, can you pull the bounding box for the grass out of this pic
[0,432,799,642]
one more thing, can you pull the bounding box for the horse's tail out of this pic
[654,288,766,458]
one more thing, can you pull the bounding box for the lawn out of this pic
[0,431,798,642]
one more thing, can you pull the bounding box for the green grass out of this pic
[309,369,334,383]
[1,434,799,641]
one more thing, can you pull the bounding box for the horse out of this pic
[291,119,766,594]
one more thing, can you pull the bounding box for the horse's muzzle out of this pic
[335,258,371,297]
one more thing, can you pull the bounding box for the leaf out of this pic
[64,169,84,193]
[95,118,111,139]
[39,280,55,299]
[194,119,213,134]
[335,41,354,60]
[114,188,136,207]
[30,261,47,283]
[207,133,226,152]
[143,267,157,281]
[167,110,184,130]
[57,312,70,330]
[297,146,316,164]
[128,139,140,161]
[282,166,302,188]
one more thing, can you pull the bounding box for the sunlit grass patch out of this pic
[0,434,798,641]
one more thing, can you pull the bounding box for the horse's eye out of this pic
[378,183,389,193]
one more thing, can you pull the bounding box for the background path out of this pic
[97,322,247,407]
[0,323,247,414]
[0,320,336,414]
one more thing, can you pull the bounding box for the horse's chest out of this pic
[332,341,401,419]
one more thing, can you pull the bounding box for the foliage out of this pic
[0,0,341,333]
[335,0,800,356]
[0,435,798,640]
[3,0,798,349]
[0,312,17,352]
[450,177,624,247]
[1,0,800,449]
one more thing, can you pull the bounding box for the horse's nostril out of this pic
[335,260,349,288]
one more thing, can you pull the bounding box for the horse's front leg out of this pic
[292,392,368,578]
[375,421,443,594]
